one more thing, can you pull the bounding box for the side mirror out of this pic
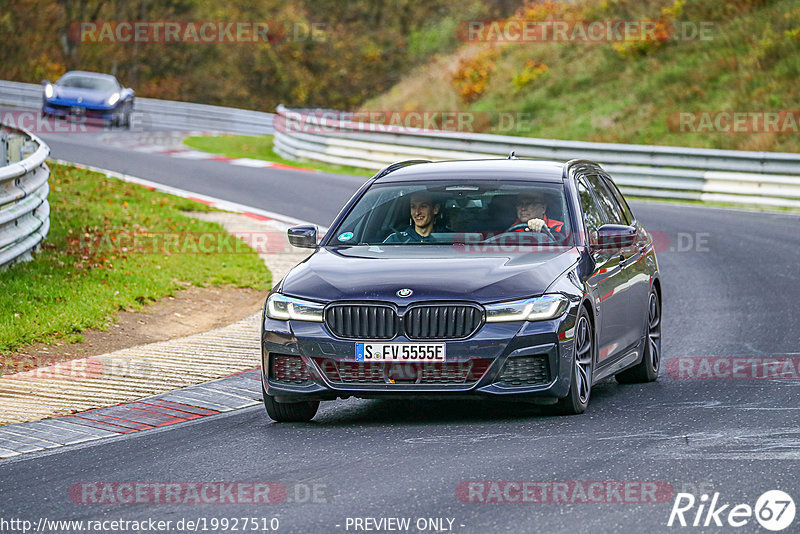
[287,224,318,248]
[592,224,637,251]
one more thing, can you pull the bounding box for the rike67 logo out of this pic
[668,490,795,531]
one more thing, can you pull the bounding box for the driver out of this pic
[511,192,564,234]
[384,192,442,243]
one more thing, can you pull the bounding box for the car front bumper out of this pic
[261,307,579,403]
[42,101,121,121]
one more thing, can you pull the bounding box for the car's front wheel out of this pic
[262,385,319,422]
[553,308,593,415]
[616,288,661,384]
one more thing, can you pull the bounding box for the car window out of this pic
[585,174,625,225]
[58,75,118,93]
[577,177,605,236]
[328,180,574,247]
[599,174,633,225]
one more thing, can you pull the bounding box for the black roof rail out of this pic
[373,160,431,179]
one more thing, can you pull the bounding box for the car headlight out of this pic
[44,84,54,99]
[107,92,120,106]
[266,293,325,322]
[484,295,569,322]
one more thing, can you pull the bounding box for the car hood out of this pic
[280,245,580,305]
[51,86,112,106]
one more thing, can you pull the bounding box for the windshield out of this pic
[57,75,118,92]
[328,180,574,247]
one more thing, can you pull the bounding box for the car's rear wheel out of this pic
[262,385,319,422]
[553,308,593,415]
[616,289,661,384]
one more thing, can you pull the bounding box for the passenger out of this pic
[384,192,443,243]
[510,193,564,234]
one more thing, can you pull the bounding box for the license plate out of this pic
[355,342,446,362]
[70,106,84,114]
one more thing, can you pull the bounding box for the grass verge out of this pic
[183,134,375,177]
[364,0,800,153]
[0,163,271,355]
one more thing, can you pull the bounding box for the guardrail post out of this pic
[1,132,7,167]
[21,140,36,160]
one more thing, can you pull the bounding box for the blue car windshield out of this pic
[329,180,574,247]
[58,75,118,93]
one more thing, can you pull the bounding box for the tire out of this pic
[262,385,319,422]
[123,102,132,129]
[616,289,661,384]
[553,308,594,415]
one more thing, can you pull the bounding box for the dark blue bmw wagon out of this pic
[261,158,662,421]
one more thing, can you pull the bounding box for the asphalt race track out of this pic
[1,125,798,533]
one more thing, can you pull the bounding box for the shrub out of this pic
[451,48,499,103]
[512,60,549,89]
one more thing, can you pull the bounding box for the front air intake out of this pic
[496,356,550,387]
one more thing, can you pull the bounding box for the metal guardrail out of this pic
[0,80,274,135]
[0,123,50,268]
[274,106,800,208]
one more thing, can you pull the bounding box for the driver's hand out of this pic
[527,218,546,232]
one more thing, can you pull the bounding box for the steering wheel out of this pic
[506,222,531,232]
[505,222,557,240]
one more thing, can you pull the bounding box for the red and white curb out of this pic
[100,131,320,174]
[0,370,263,459]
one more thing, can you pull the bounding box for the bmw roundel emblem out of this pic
[397,288,413,298]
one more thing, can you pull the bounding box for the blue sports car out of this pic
[261,158,662,421]
[42,71,134,128]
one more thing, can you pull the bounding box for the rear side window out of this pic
[600,175,634,225]
[585,174,625,225]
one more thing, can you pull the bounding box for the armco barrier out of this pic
[0,80,274,135]
[0,123,50,268]
[273,106,800,208]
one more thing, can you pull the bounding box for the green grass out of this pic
[0,164,271,355]
[364,0,800,153]
[183,134,374,177]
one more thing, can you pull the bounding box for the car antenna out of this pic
[507,151,518,159]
